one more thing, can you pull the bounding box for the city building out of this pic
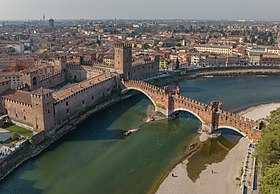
[114,43,159,80]
[260,55,280,66]
[49,19,54,28]
[248,52,262,65]
[0,42,160,133]
[194,44,233,55]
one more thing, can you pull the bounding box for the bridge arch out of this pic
[214,125,250,141]
[122,87,158,110]
[121,80,261,143]
[172,108,205,124]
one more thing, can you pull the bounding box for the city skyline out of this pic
[1,0,280,21]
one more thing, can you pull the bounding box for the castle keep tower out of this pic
[54,56,67,72]
[31,88,55,132]
[22,69,40,90]
[114,43,132,80]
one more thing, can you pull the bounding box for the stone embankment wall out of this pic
[0,93,131,180]
[185,66,280,76]
[0,141,30,178]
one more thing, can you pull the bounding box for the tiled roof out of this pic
[31,88,52,96]
[52,74,113,101]
[2,90,32,105]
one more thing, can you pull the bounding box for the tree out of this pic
[256,108,280,166]
[255,128,280,166]
[143,43,149,49]
[96,39,101,46]
[175,58,180,70]
[11,132,19,141]
[259,162,280,194]
[255,108,280,193]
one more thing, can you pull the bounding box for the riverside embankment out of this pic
[156,102,280,194]
[2,69,280,194]
[0,93,132,181]
[151,66,280,86]
[0,67,279,180]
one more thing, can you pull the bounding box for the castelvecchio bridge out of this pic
[122,80,262,143]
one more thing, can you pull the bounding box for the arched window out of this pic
[32,77,37,85]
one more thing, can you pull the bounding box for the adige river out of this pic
[1,74,280,194]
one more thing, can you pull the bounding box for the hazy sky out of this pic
[0,0,280,21]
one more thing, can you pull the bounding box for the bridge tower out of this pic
[114,43,132,80]
[164,85,180,115]
[210,101,223,131]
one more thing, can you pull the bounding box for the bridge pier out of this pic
[155,107,169,117]
[122,80,262,143]
[201,123,211,133]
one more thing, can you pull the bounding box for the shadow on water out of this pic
[0,162,44,194]
[66,128,127,141]
[186,129,243,182]
[21,93,144,156]
[64,93,147,142]
[0,94,147,194]
[2,75,280,194]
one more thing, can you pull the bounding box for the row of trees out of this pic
[255,108,280,193]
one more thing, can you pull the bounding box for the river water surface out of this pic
[1,75,280,194]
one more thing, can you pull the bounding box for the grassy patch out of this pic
[2,123,33,137]
[2,138,18,147]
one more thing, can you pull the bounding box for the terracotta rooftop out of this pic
[21,68,38,73]
[0,78,10,83]
[32,88,52,96]
[2,90,32,105]
[0,72,22,76]
[52,73,113,101]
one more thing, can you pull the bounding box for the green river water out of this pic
[1,74,280,194]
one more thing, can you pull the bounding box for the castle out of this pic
[114,42,159,80]
[0,42,160,133]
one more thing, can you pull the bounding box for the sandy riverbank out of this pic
[238,102,280,121]
[156,102,280,194]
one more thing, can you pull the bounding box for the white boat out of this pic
[256,75,268,78]
[202,75,214,78]
[124,128,139,136]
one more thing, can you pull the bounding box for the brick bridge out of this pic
[121,80,262,143]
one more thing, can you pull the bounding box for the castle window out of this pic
[92,96,94,100]
[32,77,38,85]
[67,109,69,113]
[66,101,68,106]
[24,116,26,120]
[82,100,85,104]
